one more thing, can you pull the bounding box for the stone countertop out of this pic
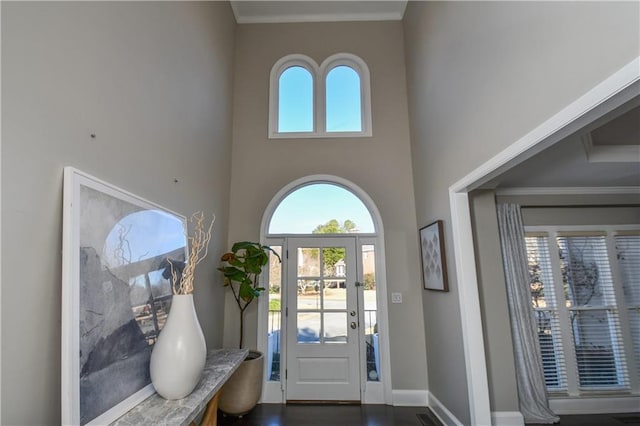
[110,348,249,426]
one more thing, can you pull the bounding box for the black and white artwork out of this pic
[62,168,187,425]
[419,220,449,292]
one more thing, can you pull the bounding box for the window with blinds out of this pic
[524,229,639,396]
[616,235,640,379]
[525,236,567,391]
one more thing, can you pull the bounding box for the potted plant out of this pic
[218,241,281,416]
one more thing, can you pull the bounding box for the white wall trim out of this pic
[448,191,492,425]
[549,396,640,415]
[260,381,284,404]
[491,411,525,426]
[449,56,640,425]
[428,391,464,426]
[232,11,405,25]
[495,186,640,196]
[391,389,428,407]
[0,2,3,419]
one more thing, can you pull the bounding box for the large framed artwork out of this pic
[419,220,449,292]
[61,168,187,425]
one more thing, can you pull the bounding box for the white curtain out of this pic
[496,203,559,424]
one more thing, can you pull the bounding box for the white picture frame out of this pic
[61,168,187,425]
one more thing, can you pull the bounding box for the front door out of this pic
[285,237,361,401]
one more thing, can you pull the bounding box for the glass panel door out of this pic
[286,237,360,401]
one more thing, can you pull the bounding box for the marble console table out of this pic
[111,348,248,426]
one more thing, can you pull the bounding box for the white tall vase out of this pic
[150,294,206,400]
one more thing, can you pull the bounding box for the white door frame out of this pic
[284,236,360,402]
[448,57,640,425]
[258,175,392,405]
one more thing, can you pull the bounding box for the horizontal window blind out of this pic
[536,310,567,391]
[557,235,628,390]
[526,235,567,391]
[524,229,640,397]
[569,309,628,389]
[616,235,640,378]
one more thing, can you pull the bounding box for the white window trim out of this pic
[268,53,372,139]
[268,54,318,137]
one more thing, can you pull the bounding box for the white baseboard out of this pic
[549,395,640,415]
[491,411,524,426]
[428,391,463,426]
[391,389,428,406]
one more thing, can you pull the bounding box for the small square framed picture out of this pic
[419,220,449,292]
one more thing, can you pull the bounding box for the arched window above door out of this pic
[267,183,375,235]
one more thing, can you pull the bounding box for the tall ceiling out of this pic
[230,1,408,24]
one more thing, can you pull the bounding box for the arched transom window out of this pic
[269,53,372,138]
[268,183,375,235]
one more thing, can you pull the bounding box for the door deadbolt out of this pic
[350,310,356,316]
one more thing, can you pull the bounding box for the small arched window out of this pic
[278,66,314,133]
[269,53,371,138]
[325,65,362,132]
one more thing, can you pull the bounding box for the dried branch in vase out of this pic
[169,212,215,295]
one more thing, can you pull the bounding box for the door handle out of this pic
[350,310,356,317]
[350,321,357,329]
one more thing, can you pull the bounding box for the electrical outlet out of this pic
[391,292,402,303]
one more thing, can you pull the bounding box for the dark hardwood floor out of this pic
[217,404,640,426]
[217,404,438,426]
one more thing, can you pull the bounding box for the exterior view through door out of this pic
[286,237,360,401]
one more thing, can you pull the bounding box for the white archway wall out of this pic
[404,2,639,424]
[226,20,428,398]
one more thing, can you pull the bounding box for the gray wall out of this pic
[1,2,236,424]
[403,1,639,423]
[226,21,429,392]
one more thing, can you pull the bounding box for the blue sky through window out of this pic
[278,66,313,132]
[326,66,362,132]
[269,184,375,234]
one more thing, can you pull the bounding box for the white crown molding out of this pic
[495,186,640,196]
[229,0,241,23]
[229,1,408,24]
[235,12,405,24]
